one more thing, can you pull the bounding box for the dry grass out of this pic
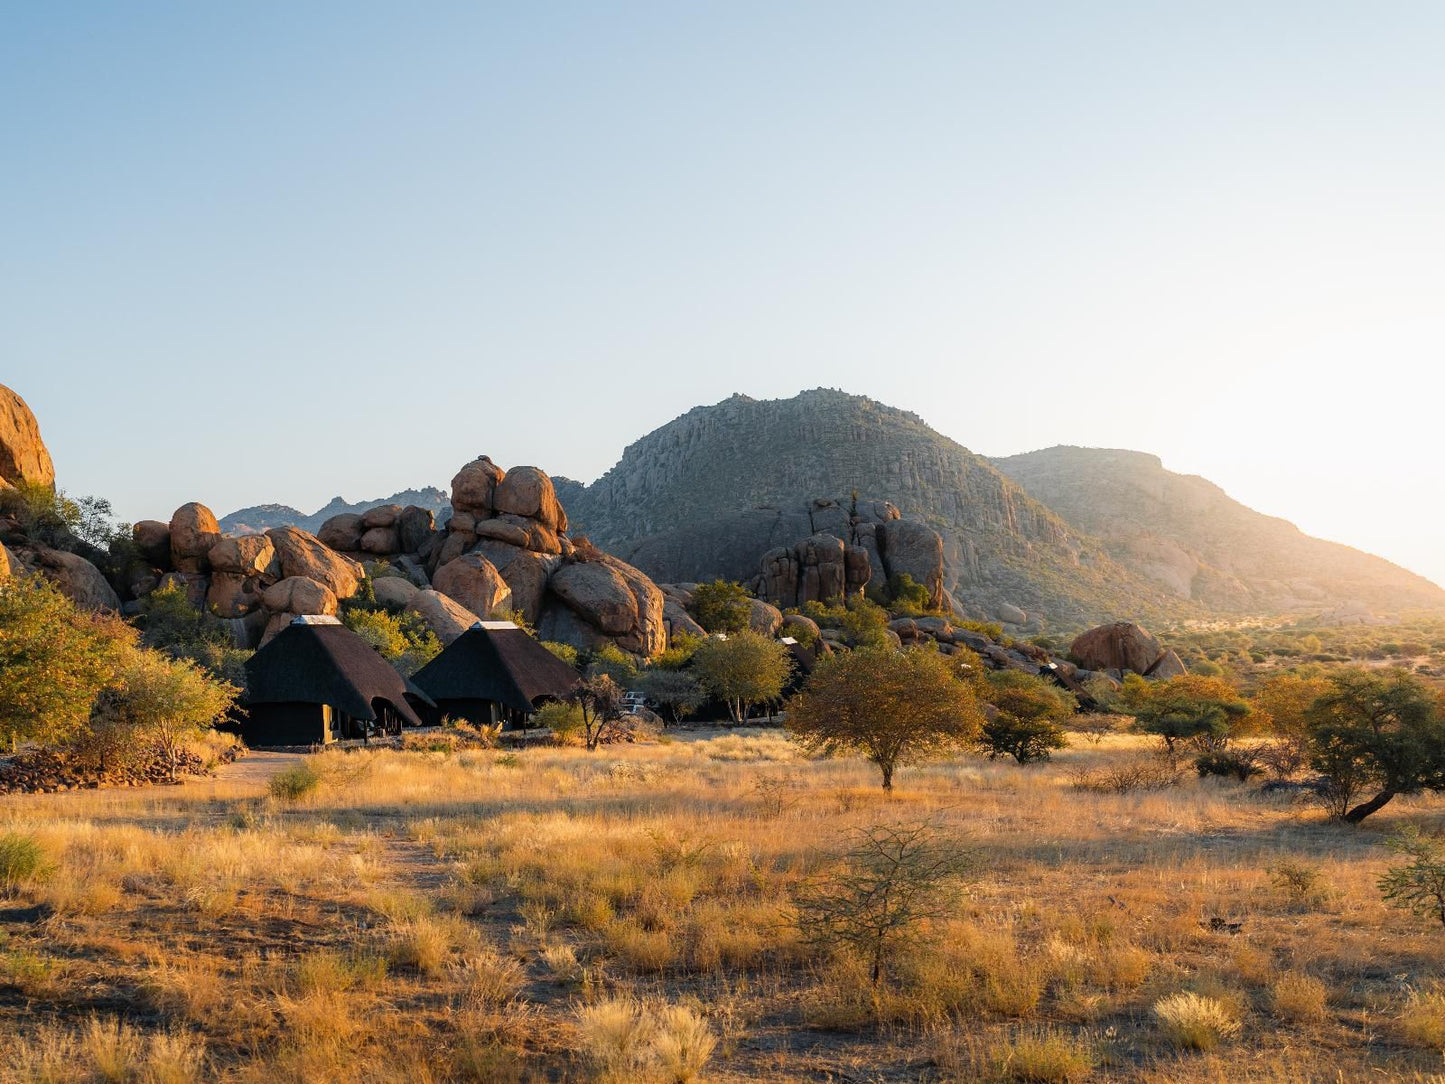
[0,728,1439,1080]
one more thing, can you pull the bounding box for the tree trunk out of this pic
[1344,790,1396,823]
[880,763,894,791]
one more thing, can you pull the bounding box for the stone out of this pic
[207,535,277,578]
[548,560,638,635]
[207,571,263,618]
[259,612,295,647]
[360,526,399,555]
[748,598,784,637]
[261,576,338,616]
[604,555,667,657]
[497,514,562,555]
[132,521,172,566]
[0,385,55,489]
[0,542,11,581]
[1145,648,1189,680]
[537,600,612,654]
[433,553,513,619]
[493,465,565,530]
[373,575,421,609]
[451,456,505,517]
[433,530,475,570]
[878,519,944,610]
[169,503,221,573]
[1069,622,1165,676]
[844,544,873,593]
[473,541,556,625]
[408,589,479,645]
[361,503,401,529]
[27,547,120,610]
[663,596,706,640]
[317,513,365,552]
[392,554,431,588]
[472,518,531,548]
[914,616,955,642]
[780,613,821,642]
[266,526,363,599]
[396,506,436,554]
[997,603,1027,625]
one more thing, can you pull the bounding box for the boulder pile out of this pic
[1069,621,1189,680]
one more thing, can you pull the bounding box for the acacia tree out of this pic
[0,574,127,750]
[1121,673,1250,765]
[689,580,753,634]
[978,669,1076,764]
[787,647,984,790]
[638,668,705,725]
[1306,668,1445,823]
[1252,673,1333,776]
[112,649,238,780]
[566,673,625,750]
[691,631,791,723]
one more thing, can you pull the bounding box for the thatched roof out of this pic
[244,616,427,726]
[413,621,581,714]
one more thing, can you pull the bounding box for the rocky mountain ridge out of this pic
[992,446,1445,617]
[219,488,450,536]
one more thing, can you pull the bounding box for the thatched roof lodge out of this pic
[412,620,581,728]
[240,616,429,746]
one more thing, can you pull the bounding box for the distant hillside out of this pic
[220,487,450,536]
[993,447,1445,616]
[558,389,1188,627]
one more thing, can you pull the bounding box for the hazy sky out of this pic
[5,3,1443,586]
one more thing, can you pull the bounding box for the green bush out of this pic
[268,763,322,801]
[0,833,48,895]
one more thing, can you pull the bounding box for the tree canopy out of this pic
[691,631,791,722]
[978,669,1076,764]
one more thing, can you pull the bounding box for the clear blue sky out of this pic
[5,3,1444,586]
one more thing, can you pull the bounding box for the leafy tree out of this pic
[838,595,892,649]
[342,607,441,677]
[652,631,702,671]
[639,668,705,725]
[787,647,984,790]
[1252,673,1333,777]
[1379,827,1445,928]
[0,482,123,552]
[884,573,935,618]
[1305,668,1445,823]
[1121,673,1250,765]
[566,673,625,751]
[586,643,639,688]
[794,821,976,984]
[691,631,791,723]
[978,670,1075,764]
[0,575,127,749]
[108,648,238,780]
[689,580,752,634]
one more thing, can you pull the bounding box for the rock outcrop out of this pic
[1069,621,1188,679]
[0,385,55,491]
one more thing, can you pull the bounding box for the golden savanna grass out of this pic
[0,729,1442,1080]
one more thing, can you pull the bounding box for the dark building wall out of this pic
[241,702,330,747]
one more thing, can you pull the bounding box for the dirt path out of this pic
[189,750,306,792]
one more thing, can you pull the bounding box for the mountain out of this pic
[220,487,450,536]
[556,389,1189,628]
[992,447,1445,616]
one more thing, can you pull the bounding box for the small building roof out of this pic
[244,619,426,726]
[413,622,582,714]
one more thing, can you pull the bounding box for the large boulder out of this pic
[317,513,365,552]
[604,556,667,656]
[27,547,120,611]
[548,560,638,635]
[878,519,944,610]
[492,466,566,531]
[451,456,505,518]
[373,575,421,609]
[266,526,363,599]
[396,506,436,554]
[748,597,784,637]
[261,576,338,617]
[206,572,264,618]
[794,533,847,605]
[1069,622,1165,676]
[0,385,55,490]
[169,503,221,574]
[473,541,556,625]
[408,589,479,645]
[1145,648,1189,680]
[132,521,172,567]
[537,600,613,654]
[662,596,706,640]
[0,542,12,581]
[473,518,531,548]
[432,553,513,619]
[361,504,401,529]
[208,535,278,578]
[359,526,399,555]
[780,613,821,643]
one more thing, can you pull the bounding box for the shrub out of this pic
[1268,860,1328,908]
[1068,756,1181,794]
[268,763,322,801]
[1378,827,1445,928]
[991,1029,1095,1082]
[532,700,584,742]
[979,670,1075,764]
[1400,989,1445,1049]
[542,640,580,667]
[1270,974,1329,1022]
[652,1004,717,1084]
[0,832,49,895]
[1152,992,1241,1050]
[577,998,657,1082]
[1195,749,1261,781]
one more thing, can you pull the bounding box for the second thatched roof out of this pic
[412,620,582,714]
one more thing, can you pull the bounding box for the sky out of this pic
[4,3,1443,586]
